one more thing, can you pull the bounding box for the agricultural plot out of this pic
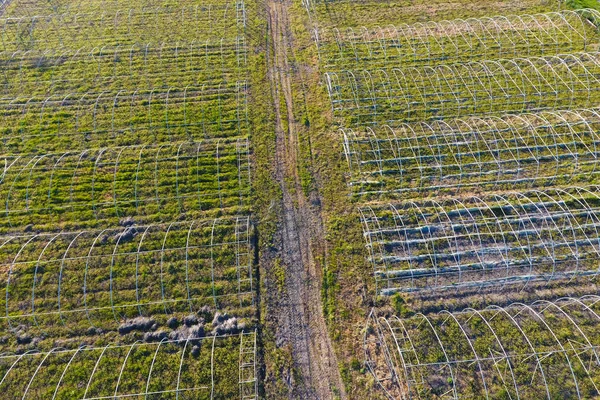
[2,0,223,16]
[325,51,600,124]
[0,3,249,152]
[9,0,600,396]
[342,108,600,197]
[304,0,562,28]
[0,40,248,96]
[0,85,248,153]
[306,1,600,397]
[361,187,600,294]
[322,9,600,299]
[0,332,257,399]
[365,296,600,399]
[0,139,250,232]
[315,10,600,70]
[0,4,246,51]
[0,217,253,335]
[0,0,258,397]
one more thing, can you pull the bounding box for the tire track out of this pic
[266,0,346,398]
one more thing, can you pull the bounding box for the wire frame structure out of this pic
[0,39,248,96]
[0,140,250,232]
[342,108,600,197]
[301,0,313,12]
[360,187,600,295]
[0,331,257,399]
[239,330,258,400]
[2,0,241,17]
[0,85,248,153]
[325,52,600,124]
[0,217,253,333]
[0,3,248,50]
[305,0,565,7]
[365,296,600,399]
[315,9,600,69]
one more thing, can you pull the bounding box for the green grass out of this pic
[361,190,600,295]
[292,0,600,398]
[0,217,254,338]
[6,0,600,397]
[0,0,259,397]
[0,41,247,96]
[326,52,600,124]
[0,333,255,399]
[0,5,244,51]
[367,298,600,398]
[342,109,600,198]
[0,139,250,233]
[315,9,599,70]
[309,0,561,28]
[0,85,248,152]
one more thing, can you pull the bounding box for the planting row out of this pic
[305,0,558,29]
[0,217,254,335]
[2,0,237,17]
[343,107,600,197]
[366,296,600,399]
[316,9,600,69]
[0,85,248,153]
[0,332,257,399]
[0,40,248,96]
[325,51,600,124]
[0,139,250,233]
[360,187,600,294]
[0,4,247,51]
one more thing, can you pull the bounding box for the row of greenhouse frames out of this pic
[342,107,600,195]
[325,51,600,123]
[314,9,600,67]
[311,4,600,399]
[0,139,251,230]
[0,3,248,50]
[0,39,248,95]
[0,331,257,399]
[0,217,254,333]
[361,187,600,293]
[0,1,258,399]
[365,296,600,399]
[0,84,250,153]
[327,9,600,294]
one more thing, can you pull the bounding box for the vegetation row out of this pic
[366,296,600,399]
[360,187,600,294]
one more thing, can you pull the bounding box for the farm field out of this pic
[0,0,258,398]
[275,0,600,398]
[2,0,600,399]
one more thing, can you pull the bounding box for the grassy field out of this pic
[307,0,566,27]
[341,109,600,196]
[0,333,257,399]
[0,0,259,398]
[3,0,600,398]
[283,0,600,398]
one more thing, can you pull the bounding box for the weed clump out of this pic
[118,317,156,335]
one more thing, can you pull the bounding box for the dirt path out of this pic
[266,0,347,398]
